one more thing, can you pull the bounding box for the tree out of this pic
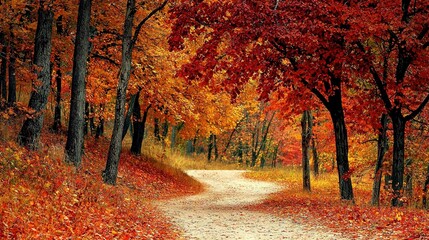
[102,0,168,185]
[65,0,92,167]
[352,0,429,206]
[17,1,54,149]
[371,114,389,206]
[169,0,356,200]
[301,110,312,191]
[130,91,151,155]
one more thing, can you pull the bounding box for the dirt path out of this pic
[158,170,346,239]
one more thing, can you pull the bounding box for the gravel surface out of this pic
[158,170,346,240]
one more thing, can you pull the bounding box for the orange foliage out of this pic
[0,131,201,238]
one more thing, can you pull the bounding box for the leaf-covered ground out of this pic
[0,131,202,239]
[246,169,429,239]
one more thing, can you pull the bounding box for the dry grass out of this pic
[140,138,247,170]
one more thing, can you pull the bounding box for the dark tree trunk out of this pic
[312,137,319,176]
[52,55,62,132]
[327,94,354,201]
[17,3,53,149]
[186,140,193,155]
[0,32,6,103]
[52,16,64,132]
[103,0,136,185]
[154,118,161,141]
[121,93,137,140]
[207,133,214,162]
[422,165,429,209]
[170,125,178,150]
[301,110,313,191]
[131,93,150,155]
[170,122,183,150]
[390,111,405,206]
[7,43,16,106]
[301,110,312,192]
[404,159,413,199]
[162,119,168,139]
[65,0,92,167]
[95,118,104,138]
[371,114,389,206]
[213,134,218,161]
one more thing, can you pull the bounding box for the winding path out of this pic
[158,170,345,239]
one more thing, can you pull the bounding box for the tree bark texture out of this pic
[131,93,150,155]
[326,86,354,201]
[312,137,319,176]
[154,118,161,141]
[52,16,64,132]
[390,111,405,206]
[371,114,388,206]
[17,4,53,149]
[121,93,137,140]
[301,110,312,192]
[65,0,92,167]
[0,32,6,102]
[103,0,136,185]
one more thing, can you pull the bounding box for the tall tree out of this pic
[169,0,355,200]
[354,0,429,206]
[17,1,54,149]
[301,110,312,192]
[65,0,92,167]
[103,0,168,185]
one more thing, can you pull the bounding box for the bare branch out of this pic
[131,0,168,46]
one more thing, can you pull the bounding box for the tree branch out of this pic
[370,66,392,111]
[131,0,168,46]
[92,53,120,66]
[301,79,330,109]
[405,93,429,121]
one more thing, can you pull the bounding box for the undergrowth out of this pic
[0,117,202,239]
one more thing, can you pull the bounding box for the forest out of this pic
[1,0,429,238]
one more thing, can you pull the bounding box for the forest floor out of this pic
[158,170,346,239]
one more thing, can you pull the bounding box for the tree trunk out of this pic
[404,159,413,199]
[301,110,312,192]
[17,3,53,149]
[121,93,137,140]
[7,43,16,106]
[390,111,405,206]
[328,99,354,200]
[162,119,168,139]
[65,0,92,167]
[154,118,161,141]
[103,0,136,185]
[213,134,218,161]
[371,113,388,206]
[52,16,64,132]
[207,133,214,162]
[95,118,104,138]
[312,137,319,176]
[0,32,6,103]
[131,94,150,155]
[422,165,429,209]
[52,55,62,132]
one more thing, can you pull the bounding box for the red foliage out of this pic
[248,182,429,239]
[0,132,201,238]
